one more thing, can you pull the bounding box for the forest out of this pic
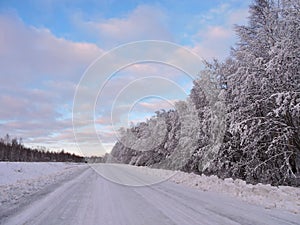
[108,0,300,186]
[0,134,84,163]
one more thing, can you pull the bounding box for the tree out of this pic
[214,0,300,185]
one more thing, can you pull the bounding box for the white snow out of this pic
[0,162,87,210]
[136,166,300,214]
[1,162,299,225]
[3,163,300,225]
[0,162,83,185]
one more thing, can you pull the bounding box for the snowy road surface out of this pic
[1,164,300,225]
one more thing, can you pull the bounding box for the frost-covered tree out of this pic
[107,0,299,186]
[214,0,300,186]
[109,65,225,173]
[181,63,226,174]
[157,99,201,170]
[109,109,181,167]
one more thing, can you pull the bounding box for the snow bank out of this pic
[138,166,300,214]
[0,162,87,210]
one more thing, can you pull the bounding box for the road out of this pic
[2,164,300,225]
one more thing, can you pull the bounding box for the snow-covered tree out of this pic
[107,0,299,186]
[214,0,300,186]
[109,109,181,167]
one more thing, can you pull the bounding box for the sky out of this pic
[0,0,251,156]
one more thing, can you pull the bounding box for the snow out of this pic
[0,162,82,185]
[0,162,87,215]
[2,163,300,225]
[1,162,299,216]
[1,162,299,225]
[135,166,300,214]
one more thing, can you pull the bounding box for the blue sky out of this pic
[0,0,251,156]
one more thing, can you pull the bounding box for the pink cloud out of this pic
[0,13,103,86]
[191,26,233,59]
[78,5,172,47]
[0,13,105,153]
[205,26,232,39]
[138,99,177,111]
[189,2,249,60]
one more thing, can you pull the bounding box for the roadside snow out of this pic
[1,162,299,217]
[0,162,82,185]
[0,162,87,213]
[137,166,300,214]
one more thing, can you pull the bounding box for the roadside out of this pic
[0,162,88,221]
[136,166,300,214]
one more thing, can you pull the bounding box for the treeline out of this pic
[109,0,300,186]
[85,155,107,163]
[0,134,84,163]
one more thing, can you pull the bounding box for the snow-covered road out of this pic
[1,164,300,225]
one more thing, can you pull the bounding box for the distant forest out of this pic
[0,134,84,163]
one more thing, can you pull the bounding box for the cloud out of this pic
[138,99,177,111]
[204,26,232,39]
[0,13,102,87]
[209,3,230,14]
[0,12,189,154]
[191,25,233,59]
[189,2,249,60]
[0,92,60,121]
[228,8,249,25]
[0,2,250,155]
[76,5,172,47]
[0,13,104,152]
[94,64,190,120]
[70,61,192,154]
